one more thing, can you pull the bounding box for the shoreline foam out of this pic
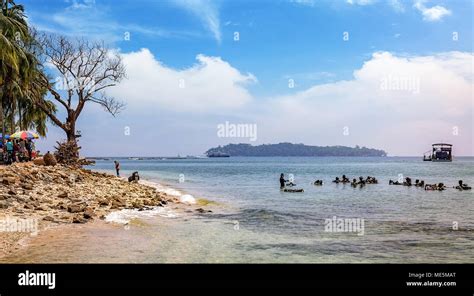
[138,179,197,205]
[105,205,178,225]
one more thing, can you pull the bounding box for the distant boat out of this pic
[207,152,230,158]
[423,143,453,162]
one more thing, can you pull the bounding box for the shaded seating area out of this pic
[0,131,39,165]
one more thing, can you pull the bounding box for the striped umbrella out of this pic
[10,131,39,140]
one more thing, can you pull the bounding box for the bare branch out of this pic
[34,33,126,142]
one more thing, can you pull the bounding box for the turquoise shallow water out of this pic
[85,156,473,263]
[4,157,473,263]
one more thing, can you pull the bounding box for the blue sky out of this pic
[22,0,473,156]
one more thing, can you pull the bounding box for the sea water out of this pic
[4,157,473,263]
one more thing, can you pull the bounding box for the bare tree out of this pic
[34,33,125,156]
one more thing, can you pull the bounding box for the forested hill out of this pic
[206,143,387,157]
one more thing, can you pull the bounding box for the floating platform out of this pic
[423,143,452,162]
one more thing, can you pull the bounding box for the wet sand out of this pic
[0,202,214,263]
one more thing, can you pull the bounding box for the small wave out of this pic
[179,194,196,204]
[105,207,177,225]
[105,178,196,224]
[139,179,196,204]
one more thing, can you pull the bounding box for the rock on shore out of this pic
[0,162,179,225]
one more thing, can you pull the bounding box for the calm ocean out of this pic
[87,156,474,263]
[5,157,473,263]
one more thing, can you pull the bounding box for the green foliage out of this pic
[206,143,387,157]
[0,0,52,137]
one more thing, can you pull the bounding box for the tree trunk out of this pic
[4,74,15,134]
[18,100,22,130]
[0,100,5,144]
[65,112,76,142]
[9,96,15,133]
[65,117,79,158]
[10,105,14,133]
[66,129,76,142]
[1,83,7,144]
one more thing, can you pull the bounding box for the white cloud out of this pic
[29,1,198,43]
[108,49,472,155]
[292,0,376,7]
[65,0,96,10]
[290,0,316,7]
[343,0,453,20]
[388,0,405,12]
[173,0,222,43]
[284,71,336,84]
[255,51,473,156]
[109,49,256,113]
[346,0,376,5]
[414,0,451,21]
[39,49,473,156]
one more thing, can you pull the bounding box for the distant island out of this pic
[206,143,387,157]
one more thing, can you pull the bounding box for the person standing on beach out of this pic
[5,139,14,164]
[114,160,120,177]
[25,139,32,161]
[13,140,20,162]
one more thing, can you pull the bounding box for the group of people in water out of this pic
[389,177,421,186]
[279,173,471,192]
[389,177,471,191]
[313,175,379,187]
[279,173,304,192]
[389,177,442,190]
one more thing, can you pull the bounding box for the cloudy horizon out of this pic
[25,0,472,157]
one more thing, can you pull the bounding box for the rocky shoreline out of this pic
[0,162,183,258]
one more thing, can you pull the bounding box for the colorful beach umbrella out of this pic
[0,133,10,139]
[10,131,39,140]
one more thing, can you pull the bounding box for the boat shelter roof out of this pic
[432,143,452,147]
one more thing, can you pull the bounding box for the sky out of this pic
[21,0,473,156]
